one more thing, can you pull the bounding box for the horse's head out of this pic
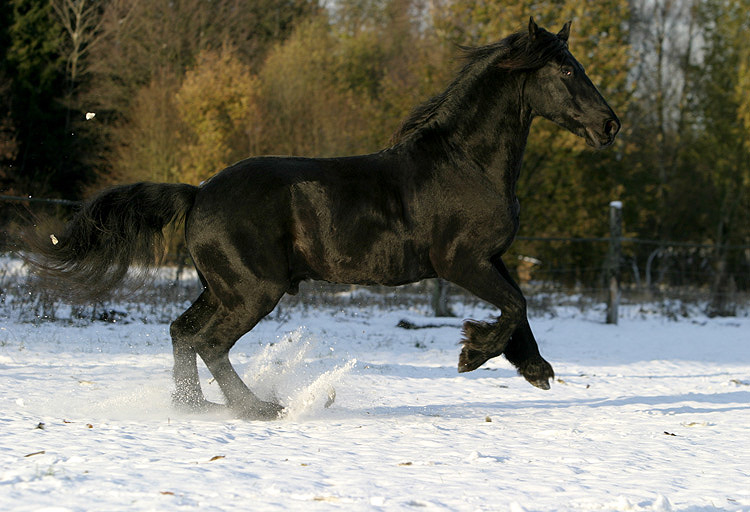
[522,18,620,149]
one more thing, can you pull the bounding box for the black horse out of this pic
[27,18,620,419]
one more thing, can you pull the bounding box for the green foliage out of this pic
[6,0,63,91]
[2,0,98,198]
[686,0,750,244]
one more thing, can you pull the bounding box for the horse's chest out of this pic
[435,193,520,257]
[470,190,519,228]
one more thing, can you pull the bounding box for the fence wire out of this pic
[3,194,749,315]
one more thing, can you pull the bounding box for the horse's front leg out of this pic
[492,259,555,389]
[441,257,554,389]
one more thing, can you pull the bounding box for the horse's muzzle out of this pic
[586,117,621,148]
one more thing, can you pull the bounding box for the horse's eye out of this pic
[562,67,574,77]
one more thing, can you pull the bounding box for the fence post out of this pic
[431,278,454,317]
[606,201,623,324]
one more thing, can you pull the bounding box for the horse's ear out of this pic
[529,17,540,40]
[558,21,571,42]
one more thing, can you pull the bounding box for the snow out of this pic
[1,296,749,511]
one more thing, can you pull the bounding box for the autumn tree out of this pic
[176,46,261,184]
[85,0,319,186]
[108,71,184,185]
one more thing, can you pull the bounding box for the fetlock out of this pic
[458,319,511,372]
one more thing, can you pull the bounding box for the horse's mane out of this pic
[391,27,568,145]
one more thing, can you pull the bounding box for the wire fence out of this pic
[2,194,749,318]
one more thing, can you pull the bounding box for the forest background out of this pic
[0,0,748,313]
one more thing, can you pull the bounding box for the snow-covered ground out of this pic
[1,293,749,511]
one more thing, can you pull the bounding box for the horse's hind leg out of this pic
[170,291,221,411]
[182,283,286,420]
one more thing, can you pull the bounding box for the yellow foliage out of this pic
[736,46,750,155]
[175,45,261,184]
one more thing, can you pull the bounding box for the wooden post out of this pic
[431,279,454,317]
[606,201,623,324]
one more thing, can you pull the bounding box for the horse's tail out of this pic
[24,182,199,302]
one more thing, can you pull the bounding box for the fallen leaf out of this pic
[24,450,45,458]
[314,496,339,502]
[35,422,45,430]
[209,455,225,462]
[663,431,677,436]
[398,462,413,466]
[682,421,710,427]
[86,424,94,429]
[160,491,175,496]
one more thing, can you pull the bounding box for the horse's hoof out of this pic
[518,357,554,390]
[528,378,551,390]
[172,392,225,413]
[234,400,285,421]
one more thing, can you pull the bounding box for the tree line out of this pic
[1,0,748,312]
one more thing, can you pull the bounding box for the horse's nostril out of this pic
[604,118,620,137]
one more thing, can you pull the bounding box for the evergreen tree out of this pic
[687,0,750,314]
[3,0,86,197]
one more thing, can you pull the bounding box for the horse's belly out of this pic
[292,232,433,286]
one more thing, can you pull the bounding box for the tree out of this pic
[627,0,699,243]
[175,46,261,184]
[108,71,184,185]
[82,0,318,186]
[258,16,364,156]
[50,0,104,131]
[688,0,750,315]
[2,0,97,198]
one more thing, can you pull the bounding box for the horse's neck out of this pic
[401,70,532,192]
[447,72,532,189]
